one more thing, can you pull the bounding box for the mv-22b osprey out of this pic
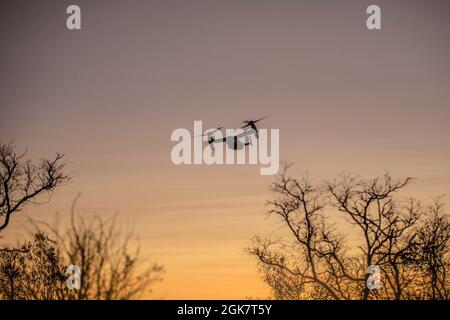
[195,117,269,150]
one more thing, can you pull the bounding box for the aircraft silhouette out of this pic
[198,117,269,150]
[241,116,270,138]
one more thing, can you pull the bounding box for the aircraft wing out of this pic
[213,137,228,143]
[234,129,256,138]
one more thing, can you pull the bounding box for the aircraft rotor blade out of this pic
[241,117,269,126]
[253,116,270,123]
[192,127,223,137]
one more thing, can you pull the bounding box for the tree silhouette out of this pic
[249,163,450,300]
[0,197,163,300]
[402,200,450,299]
[0,142,69,232]
[0,233,66,300]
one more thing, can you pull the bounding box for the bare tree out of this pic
[249,163,450,300]
[249,164,363,300]
[0,197,163,300]
[402,199,450,300]
[326,173,421,299]
[0,142,69,232]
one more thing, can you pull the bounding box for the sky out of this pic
[1,0,449,299]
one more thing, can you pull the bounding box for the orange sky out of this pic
[1,0,450,299]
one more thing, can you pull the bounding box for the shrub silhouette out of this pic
[0,198,163,300]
